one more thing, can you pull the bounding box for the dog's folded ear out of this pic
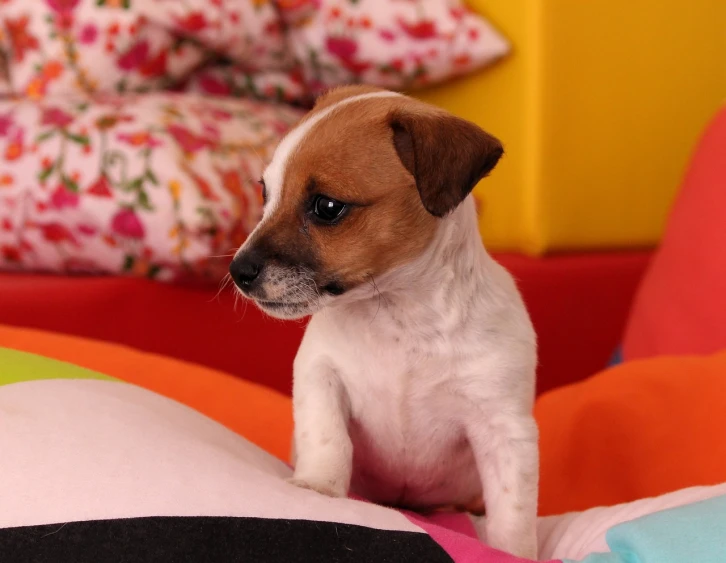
[389,107,503,217]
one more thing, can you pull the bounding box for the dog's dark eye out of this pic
[313,195,347,223]
[259,178,267,205]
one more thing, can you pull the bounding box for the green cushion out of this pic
[0,347,115,387]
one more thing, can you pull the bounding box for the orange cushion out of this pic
[0,324,293,462]
[536,351,726,516]
[6,324,726,516]
[623,104,726,360]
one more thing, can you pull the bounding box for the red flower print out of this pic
[202,123,221,144]
[198,74,231,96]
[1,218,12,231]
[1,245,21,262]
[397,18,438,40]
[453,53,471,67]
[289,66,305,85]
[87,175,113,197]
[77,224,98,236]
[167,124,208,153]
[4,130,24,161]
[341,59,372,74]
[379,29,396,42]
[175,11,207,32]
[50,184,80,209]
[41,107,74,128]
[111,208,145,239]
[79,23,98,44]
[449,7,465,21]
[325,36,358,60]
[41,60,64,80]
[102,234,117,247]
[468,28,480,40]
[0,113,13,136]
[0,173,12,187]
[215,167,244,198]
[37,222,79,246]
[116,131,162,148]
[139,50,167,78]
[182,163,219,201]
[54,12,74,31]
[278,0,320,11]
[46,0,80,12]
[5,15,40,63]
[209,108,232,121]
[117,40,149,71]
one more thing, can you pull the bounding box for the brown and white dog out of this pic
[229,86,539,558]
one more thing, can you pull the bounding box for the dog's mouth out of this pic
[257,300,308,310]
[253,298,318,320]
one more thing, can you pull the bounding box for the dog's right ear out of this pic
[389,106,503,218]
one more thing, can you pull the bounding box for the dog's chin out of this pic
[253,299,325,320]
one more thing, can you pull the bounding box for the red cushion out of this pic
[624,105,726,359]
[0,251,649,396]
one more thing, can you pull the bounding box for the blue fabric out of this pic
[569,494,726,563]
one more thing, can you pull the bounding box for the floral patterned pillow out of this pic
[278,0,510,95]
[184,66,310,106]
[0,0,287,99]
[0,93,303,281]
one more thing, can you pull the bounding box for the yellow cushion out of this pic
[414,1,726,254]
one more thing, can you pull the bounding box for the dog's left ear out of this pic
[389,107,503,217]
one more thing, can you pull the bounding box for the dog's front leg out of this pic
[467,412,539,559]
[288,363,353,498]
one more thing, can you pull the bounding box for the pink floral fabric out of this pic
[277,0,509,96]
[0,93,303,280]
[0,0,287,99]
[185,66,310,106]
[0,0,509,102]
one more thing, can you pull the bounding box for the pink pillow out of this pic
[0,0,287,98]
[0,93,302,281]
[279,0,509,96]
[623,104,726,359]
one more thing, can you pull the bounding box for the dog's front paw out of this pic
[286,476,347,498]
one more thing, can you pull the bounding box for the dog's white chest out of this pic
[305,313,483,508]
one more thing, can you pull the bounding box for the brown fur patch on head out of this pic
[254,94,435,291]
[252,92,502,298]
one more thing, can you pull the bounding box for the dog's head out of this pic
[229,86,503,319]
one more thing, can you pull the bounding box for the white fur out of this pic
[243,93,540,559]
[291,200,539,558]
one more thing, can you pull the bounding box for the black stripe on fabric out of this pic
[0,516,454,563]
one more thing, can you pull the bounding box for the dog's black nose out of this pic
[229,252,263,290]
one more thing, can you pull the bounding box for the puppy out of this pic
[229,85,539,558]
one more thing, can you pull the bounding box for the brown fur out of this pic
[251,86,503,294]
